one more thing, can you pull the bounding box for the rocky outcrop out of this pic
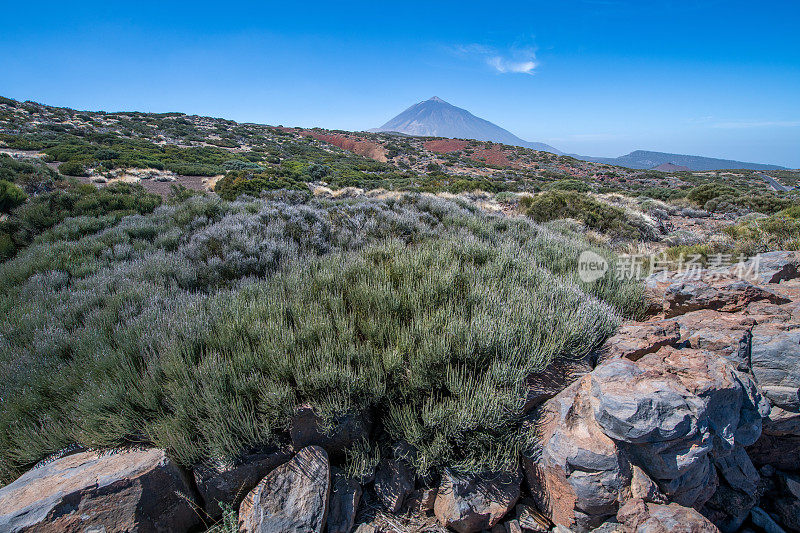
[663,279,788,317]
[239,445,330,533]
[433,467,522,532]
[193,448,293,519]
[597,319,680,362]
[524,345,766,531]
[617,498,720,532]
[0,448,199,533]
[750,324,800,436]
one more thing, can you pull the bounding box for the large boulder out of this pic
[193,448,293,520]
[239,445,330,533]
[0,448,200,533]
[524,346,767,531]
[734,251,800,285]
[523,377,632,532]
[617,498,720,532]
[433,467,521,533]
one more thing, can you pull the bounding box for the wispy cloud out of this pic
[451,43,539,75]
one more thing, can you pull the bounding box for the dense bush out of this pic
[521,190,651,240]
[0,181,161,260]
[687,183,794,214]
[0,180,26,212]
[0,154,58,194]
[0,194,642,482]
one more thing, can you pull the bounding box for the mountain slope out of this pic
[372,97,562,154]
[577,150,785,171]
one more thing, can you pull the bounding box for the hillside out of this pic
[371,96,562,153]
[1,96,800,533]
[579,149,787,171]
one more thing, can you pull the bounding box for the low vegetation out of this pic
[0,193,643,482]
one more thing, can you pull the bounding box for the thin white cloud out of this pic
[450,43,539,75]
[486,56,538,75]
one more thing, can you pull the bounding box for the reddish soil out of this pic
[291,129,387,163]
[424,139,518,169]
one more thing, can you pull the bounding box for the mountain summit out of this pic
[372,97,561,154]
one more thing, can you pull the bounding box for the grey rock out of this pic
[504,518,523,533]
[735,251,800,284]
[750,325,800,436]
[193,448,293,519]
[0,448,200,533]
[433,467,521,533]
[663,279,788,318]
[750,506,787,533]
[327,469,362,533]
[238,445,330,533]
[617,499,719,532]
[630,465,667,504]
[374,457,414,513]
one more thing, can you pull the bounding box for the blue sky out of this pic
[2,0,799,167]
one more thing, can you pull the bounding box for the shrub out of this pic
[0,180,27,212]
[521,190,647,240]
[0,194,642,482]
[58,160,90,177]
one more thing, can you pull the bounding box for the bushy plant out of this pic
[0,180,26,212]
[0,194,642,482]
[521,190,649,241]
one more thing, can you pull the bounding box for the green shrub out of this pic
[521,190,645,240]
[58,160,89,177]
[0,194,642,481]
[0,180,27,212]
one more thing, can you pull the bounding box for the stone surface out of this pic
[747,434,800,472]
[290,404,372,456]
[750,506,787,533]
[617,499,720,532]
[433,467,521,533]
[523,377,632,532]
[597,319,680,363]
[523,353,594,412]
[630,465,667,504]
[374,457,415,513]
[735,251,800,285]
[405,487,438,514]
[239,445,330,533]
[193,448,292,519]
[504,518,523,533]
[663,279,788,317]
[0,448,199,533]
[750,324,800,436]
[327,469,362,533]
[524,344,768,531]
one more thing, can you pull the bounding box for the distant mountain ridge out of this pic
[371,97,562,154]
[575,150,786,171]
